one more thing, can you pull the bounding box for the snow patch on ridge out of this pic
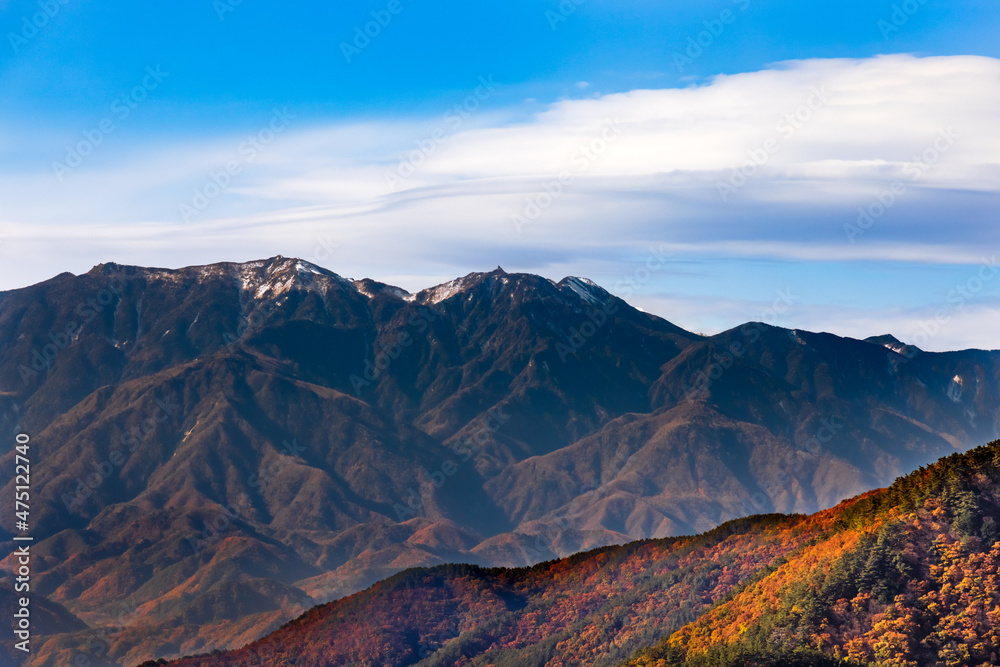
[882,342,909,355]
[296,260,323,275]
[353,280,411,301]
[422,276,476,304]
[352,282,377,299]
[562,277,606,306]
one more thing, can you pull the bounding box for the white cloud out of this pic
[1,54,999,349]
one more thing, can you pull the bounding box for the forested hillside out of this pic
[628,442,1000,667]
[164,441,1000,666]
[3,257,999,664]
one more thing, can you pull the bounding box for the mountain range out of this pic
[0,256,997,665]
[160,438,1000,667]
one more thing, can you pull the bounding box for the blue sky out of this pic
[1,0,999,350]
[4,0,997,123]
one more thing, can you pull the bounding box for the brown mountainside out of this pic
[0,257,996,664]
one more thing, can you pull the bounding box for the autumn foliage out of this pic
[163,440,1000,667]
[629,441,1000,667]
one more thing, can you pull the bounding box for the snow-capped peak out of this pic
[230,256,349,301]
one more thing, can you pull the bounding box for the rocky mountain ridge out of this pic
[0,256,996,665]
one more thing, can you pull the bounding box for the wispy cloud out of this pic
[1,54,998,349]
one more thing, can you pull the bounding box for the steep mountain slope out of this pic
[163,440,1000,667]
[488,323,1000,546]
[162,511,830,667]
[0,257,997,664]
[626,442,1000,667]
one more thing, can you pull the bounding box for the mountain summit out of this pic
[0,258,998,665]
